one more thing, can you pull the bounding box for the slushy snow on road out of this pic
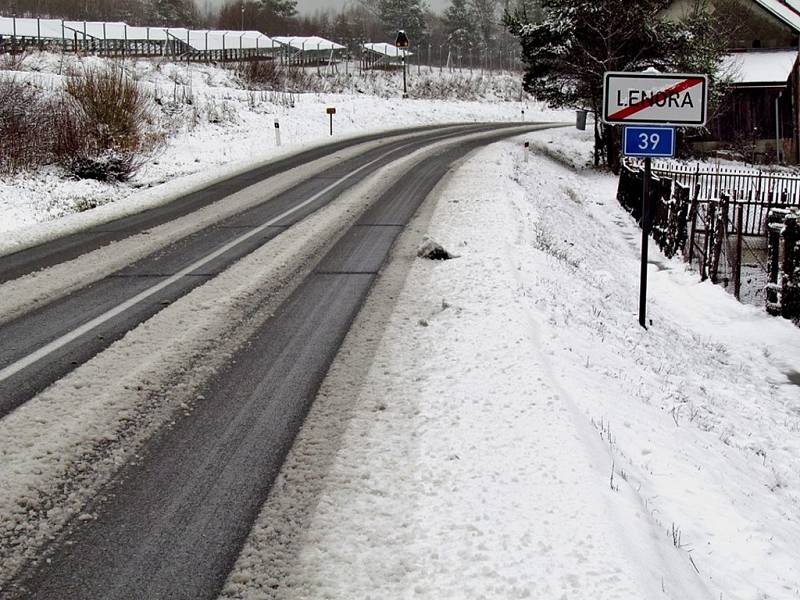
[222,135,800,600]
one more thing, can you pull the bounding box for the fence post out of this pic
[734,206,744,300]
[766,210,784,314]
[756,170,763,204]
[702,202,716,281]
[710,194,729,284]
[674,183,690,258]
[687,183,700,264]
[781,213,799,318]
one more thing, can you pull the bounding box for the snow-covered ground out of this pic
[0,52,563,248]
[222,136,800,600]
[527,121,596,170]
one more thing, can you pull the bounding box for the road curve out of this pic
[0,123,482,284]
[0,123,538,417]
[3,123,558,600]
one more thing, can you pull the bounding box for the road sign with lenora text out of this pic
[603,72,708,127]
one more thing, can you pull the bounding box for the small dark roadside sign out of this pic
[395,30,409,49]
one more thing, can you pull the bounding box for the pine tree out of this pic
[505,0,726,170]
[444,0,476,48]
[150,0,198,27]
[257,0,297,19]
[377,0,428,46]
[470,0,498,51]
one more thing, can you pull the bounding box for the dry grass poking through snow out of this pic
[0,64,162,182]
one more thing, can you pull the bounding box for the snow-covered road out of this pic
[222,139,800,600]
[0,124,557,598]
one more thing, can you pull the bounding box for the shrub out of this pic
[0,76,80,173]
[65,65,152,152]
[0,76,44,172]
[1,65,161,182]
[235,59,282,89]
[66,149,147,183]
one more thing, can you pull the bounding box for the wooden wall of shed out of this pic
[709,84,794,143]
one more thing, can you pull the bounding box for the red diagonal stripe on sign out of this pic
[608,77,703,121]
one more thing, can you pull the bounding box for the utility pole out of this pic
[240,1,245,31]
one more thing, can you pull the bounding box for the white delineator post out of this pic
[524,141,530,163]
[274,119,281,147]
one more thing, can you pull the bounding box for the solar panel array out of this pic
[272,36,345,52]
[0,15,427,65]
[0,17,281,51]
[363,42,412,58]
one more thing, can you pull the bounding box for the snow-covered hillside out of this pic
[0,52,562,248]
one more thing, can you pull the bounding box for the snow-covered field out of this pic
[222,136,800,600]
[0,52,562,249]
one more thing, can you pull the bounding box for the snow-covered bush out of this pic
[0,76,83,174]
[63,65,163,181]
[1,66,162,181]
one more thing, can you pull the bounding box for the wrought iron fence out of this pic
[642,161,800,236]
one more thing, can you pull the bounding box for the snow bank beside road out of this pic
[528,123,595,169]
[223,141,800,599]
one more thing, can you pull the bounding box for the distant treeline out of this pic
[3,0,542,51]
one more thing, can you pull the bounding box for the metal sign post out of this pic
[395,30,410,99]
[603,70,708,329]
[402,55,407,98]
[639,156,652,329]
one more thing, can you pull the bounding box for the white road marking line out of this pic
[0,152,390,384]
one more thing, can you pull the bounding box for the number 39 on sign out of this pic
[623,126,676,158]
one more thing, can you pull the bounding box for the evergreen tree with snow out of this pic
[469,0,499,51]
[150,0,198,26]
[444,0,477,48]
[505,0,726,171]
[257,0,297,19]
[377,0,428,46]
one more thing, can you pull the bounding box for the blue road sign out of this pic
[623,126,676,158]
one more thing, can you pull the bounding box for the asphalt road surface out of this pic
[2,122,558,600]
[0,123,524,416]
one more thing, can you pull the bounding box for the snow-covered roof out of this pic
[362,42,412,58]
[124,26,170,41]
[62,21,129,39]
[752,0,800,32]
[272,36,344,51]
[0,17,275,49]
[177,30,275,51]
[722,50,798,86]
